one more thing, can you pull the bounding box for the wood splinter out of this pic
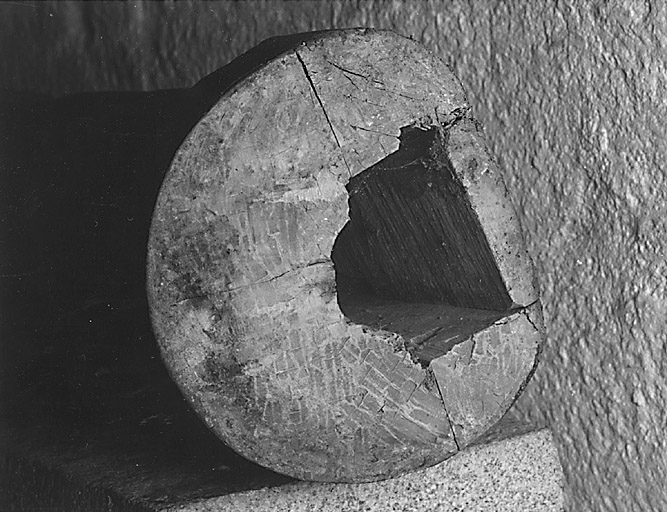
[147,28,544,483]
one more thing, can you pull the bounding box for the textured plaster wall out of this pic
[2,1,666,510]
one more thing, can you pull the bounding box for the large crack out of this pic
[430,367,460,451]
[296,51,342,148]
[520,300,541,332]
[295,50,352,177]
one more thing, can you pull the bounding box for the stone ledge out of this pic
[170,422,564,512]
[0,416,563,512]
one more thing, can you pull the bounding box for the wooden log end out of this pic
[147,29,544,482]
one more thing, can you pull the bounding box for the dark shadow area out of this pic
[0,33,367,508]
[332,126,515,365]
[0,87,292,508]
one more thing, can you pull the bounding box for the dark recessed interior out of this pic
[332,126,515,365]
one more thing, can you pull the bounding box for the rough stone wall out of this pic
[3,1,666,510]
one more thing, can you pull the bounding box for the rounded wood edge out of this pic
[147,29,543,482]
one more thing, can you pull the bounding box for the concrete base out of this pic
[0,416,563,512]
[170,422,564,512]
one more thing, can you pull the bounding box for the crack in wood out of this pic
[405,382,419,403]
[431,367,461,451]
[296,51,342,149]
[295,51,353,178]
[326,60,383,83]
[520,301,541,332]
[446,410,461,451]
[211,258,331,295]
[349,123,400,140]
[326,59,423,101]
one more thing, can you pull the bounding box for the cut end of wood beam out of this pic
[147,28,544,483]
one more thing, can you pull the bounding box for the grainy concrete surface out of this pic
[0,416,563,512]
[2,1,666,510]
[167,427,563,512]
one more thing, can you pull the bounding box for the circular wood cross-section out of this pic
[147,29,544,482]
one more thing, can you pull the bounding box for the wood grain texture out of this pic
[147,29,544,482]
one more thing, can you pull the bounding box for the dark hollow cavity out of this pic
[332,126,516,365]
